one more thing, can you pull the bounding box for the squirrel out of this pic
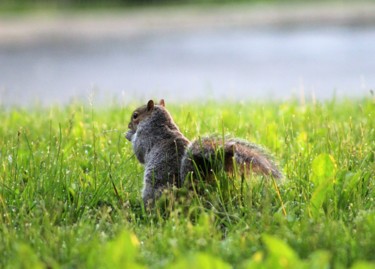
[125,99,283,206]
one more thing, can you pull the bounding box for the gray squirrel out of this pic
[125,99,283,206]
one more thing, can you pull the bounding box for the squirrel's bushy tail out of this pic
[180,136,283,184]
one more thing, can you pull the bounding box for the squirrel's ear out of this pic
[147,100,154,111]
[159,99,165,107]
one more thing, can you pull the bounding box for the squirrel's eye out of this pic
[133,113,138,120]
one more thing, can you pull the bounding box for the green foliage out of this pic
[0,98,374,268]
[309,153,337,218]
[241,235,332,269]
[88,229,145,269]
[167,252,232,269]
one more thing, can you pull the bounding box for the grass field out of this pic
[0,97,374,269]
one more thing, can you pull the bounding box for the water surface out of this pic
[1,25,374,106]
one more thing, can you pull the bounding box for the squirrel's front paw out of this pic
[125,130,135,141]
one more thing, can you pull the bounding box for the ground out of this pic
[0,98,374,268]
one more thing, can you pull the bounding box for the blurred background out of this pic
[1,0,375,107]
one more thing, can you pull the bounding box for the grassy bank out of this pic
[1,0,373,14]
[0,0,353,10]
[0,98,374,268]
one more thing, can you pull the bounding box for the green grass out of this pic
[0,98,374,269]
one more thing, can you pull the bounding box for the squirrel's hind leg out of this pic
[180,154,194,186]
[142,169,166,208]
[141,181,155,208]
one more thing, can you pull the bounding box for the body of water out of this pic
[1,24,374,106]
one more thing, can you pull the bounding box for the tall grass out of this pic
[0,98,374,268]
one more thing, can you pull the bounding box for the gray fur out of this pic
[180,136,283,186]
[127,105,189,206]
[126,102,283,206]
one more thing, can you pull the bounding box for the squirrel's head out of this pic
[127,99,166,134]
